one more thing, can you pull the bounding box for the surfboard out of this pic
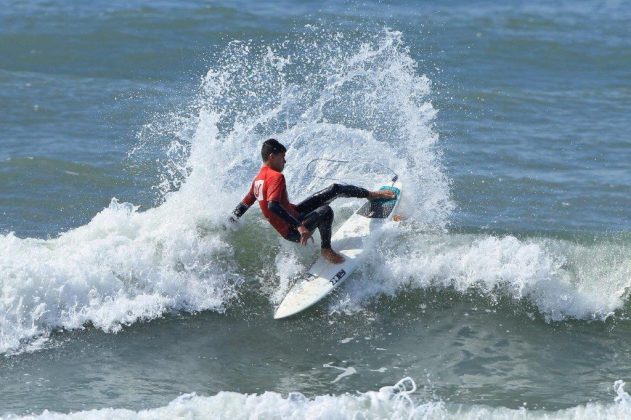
[273,181,402,319]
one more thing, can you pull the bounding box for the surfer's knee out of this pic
[322,204,333,221]
[302,205,333,232]
[309,204,333,223]
[327,183,342,194]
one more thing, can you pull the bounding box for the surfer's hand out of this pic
[223,216,239,231]
[298,225,313,245]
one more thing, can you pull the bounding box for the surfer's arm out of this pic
[268,201,301,227]
[230,190,257,222]
[231,202,250,219]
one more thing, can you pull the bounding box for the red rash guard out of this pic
[241,166,300,237]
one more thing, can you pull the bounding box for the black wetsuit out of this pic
[282,183,369,249]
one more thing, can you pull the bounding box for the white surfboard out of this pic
[273,181,402,319]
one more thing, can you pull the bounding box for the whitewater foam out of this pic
[0,198,240,355]
[5,378,631,420]
[328,230,631,322]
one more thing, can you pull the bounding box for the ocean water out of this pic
[1,0,630,418]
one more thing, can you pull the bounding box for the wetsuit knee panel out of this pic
[323,204,334,220]
[328,183,341,192]
[302,205,333,231]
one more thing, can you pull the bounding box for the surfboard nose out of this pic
[274,303,298,319]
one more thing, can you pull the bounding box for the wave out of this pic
[5,378,631,419]
[3,25,627,358]
[0,199,240,355]
[325,229,631,322]
[0,28,447,356]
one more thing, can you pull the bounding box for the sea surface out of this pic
[1,0,630,418]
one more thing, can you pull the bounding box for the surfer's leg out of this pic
[295,183,369,214]
[282,205,332,247]
[301,205,334,249]
[288,205,344,264]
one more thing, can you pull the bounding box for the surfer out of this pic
[230,139,395,264]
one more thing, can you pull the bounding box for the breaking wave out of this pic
[6,378,631,420]
[0,28,450,355]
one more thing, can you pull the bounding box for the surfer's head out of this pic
[261,138,286,172]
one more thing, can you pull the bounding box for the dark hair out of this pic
[261,138,286,161]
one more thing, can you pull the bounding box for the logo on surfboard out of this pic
[330,269,346,285]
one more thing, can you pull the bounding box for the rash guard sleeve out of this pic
[242,187,256,207]
[232,186,257,219]
[232,202,250,219]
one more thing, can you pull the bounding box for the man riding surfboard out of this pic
[230,139,395,264]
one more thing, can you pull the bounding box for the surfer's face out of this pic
[268,152,286,172]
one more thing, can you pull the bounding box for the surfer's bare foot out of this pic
[322,248,345,264]
[368,190,396,200]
